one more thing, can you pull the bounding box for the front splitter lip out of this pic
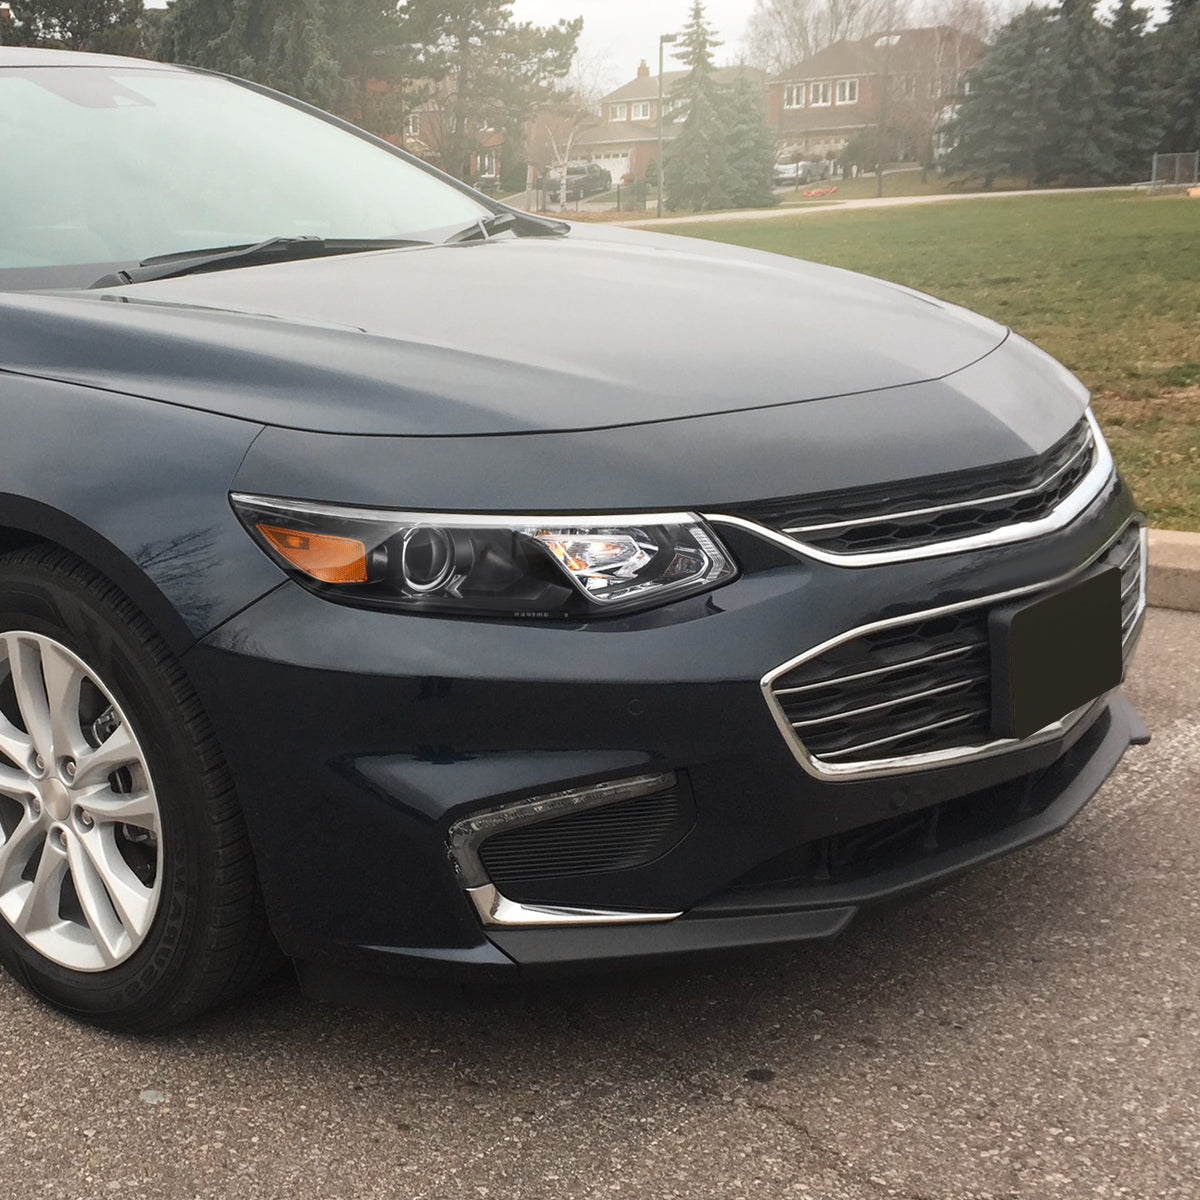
[294,691,1145,994]
[483,693,1145,977]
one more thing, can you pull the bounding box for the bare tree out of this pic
[528,48,608,211]
[744,0,899,73]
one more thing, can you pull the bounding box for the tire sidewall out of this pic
[0,563,215,1024]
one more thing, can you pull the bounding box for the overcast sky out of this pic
[140,0,1170,95]
[511,0,753,92]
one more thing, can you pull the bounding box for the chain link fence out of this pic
[1150,152,1199,193]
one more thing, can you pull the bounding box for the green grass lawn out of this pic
[646,191,1200,531]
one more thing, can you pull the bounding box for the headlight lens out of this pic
[231,494,737,617]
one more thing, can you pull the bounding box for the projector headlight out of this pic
[231,494,738,618]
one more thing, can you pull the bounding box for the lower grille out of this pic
[478,782,692,890]
[732,708,1110,894]
[768,523,1145,772]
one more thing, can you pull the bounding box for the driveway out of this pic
[0,608,1195,1200]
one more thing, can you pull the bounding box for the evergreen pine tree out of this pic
[1107,0,1161,179]
[1052,0,1120,181]
[8,0,150,51]
[942,6,1066,188]
[665,1,734,211]
[723,66,778,208]
[158,0,343,110]
[1155,0,1200,153]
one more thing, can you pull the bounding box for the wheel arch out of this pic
[0,494,197,657]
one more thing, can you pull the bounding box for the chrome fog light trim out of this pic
[465,883,683,928]
[448,771,676,889]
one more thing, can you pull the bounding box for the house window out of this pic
[835,79,858,105]
[404,113,420,137]
[810,82,831,107]
[899,74,916,100]
[783,84,804,109]
[609,103,627,121]
[631,101,650,120]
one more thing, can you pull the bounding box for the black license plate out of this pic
[989,567,1124,740]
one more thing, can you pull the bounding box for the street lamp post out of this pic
[656,33,677,218]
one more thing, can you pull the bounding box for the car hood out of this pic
[0,227,1009,437]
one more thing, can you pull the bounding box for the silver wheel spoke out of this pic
[40,641,89,761]
[77,783,159,832]
[0,711,31,771]
[0,813,42,888]
[73,826,154,940]
[4,634,55,767]
[12,834,67,938]
[0,764,35,804]
[72,723,137,790]
[65,832,134,965]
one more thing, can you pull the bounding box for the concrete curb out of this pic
[1148,529,1200,613]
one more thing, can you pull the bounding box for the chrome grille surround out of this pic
[708,411,1114,568]
[762,520,1147,782]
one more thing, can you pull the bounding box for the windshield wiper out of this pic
[445,210,569,244]
[89,236,428,288]
[445,213,518,244]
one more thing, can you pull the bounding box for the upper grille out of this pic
[769,524,1144,771]
[478,783,692,891]
[730,417,1097,556]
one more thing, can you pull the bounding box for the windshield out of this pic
[0,65,490,284]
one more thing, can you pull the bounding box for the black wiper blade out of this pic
[89,236,428,288]
[445,213,518,244]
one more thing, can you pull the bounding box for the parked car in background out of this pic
[774,156,825,187]
[542,161,611,201]
[0,48,1148,1031]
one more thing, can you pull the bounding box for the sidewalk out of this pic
[1148,529,1200,613]
[626,185,1137,228]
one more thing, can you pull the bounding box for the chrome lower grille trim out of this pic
[763,519,1147,781]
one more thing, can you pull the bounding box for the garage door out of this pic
[596,151,631,182]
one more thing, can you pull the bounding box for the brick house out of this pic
[766,27,984,164]
[571,61,766,184]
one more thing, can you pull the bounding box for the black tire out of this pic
[0,546,279,1031]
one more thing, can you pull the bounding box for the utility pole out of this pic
[656,32,678,218]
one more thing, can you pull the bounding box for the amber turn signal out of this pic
[255,523,369,584]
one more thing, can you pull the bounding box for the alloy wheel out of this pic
[0,632,162,972]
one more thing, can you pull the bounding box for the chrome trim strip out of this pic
[447,771,675,890]
[448,772,686,929]
[817,709,990,760]
[232,493,705,530]
[790,677,979,730]
[706,410,1113,569]
[761,517,1145,782]
[465,883,682,928]
[782,425,1095,538]
[774,644,977,697]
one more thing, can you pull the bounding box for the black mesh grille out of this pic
[731,712,1111,893]
[772,524,1144,767]
[478,784,692,887]
[730,418,1096,555]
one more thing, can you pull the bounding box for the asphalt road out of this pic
[1,608,1196,1200]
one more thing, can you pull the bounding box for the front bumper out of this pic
[181,475,1146,991]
